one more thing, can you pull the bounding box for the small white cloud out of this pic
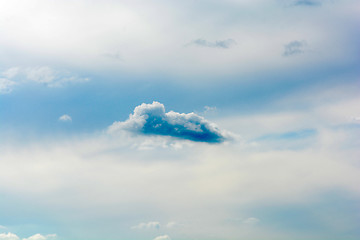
[0,78,17,94]
[242,217,260,225]
[59,114,72,122]
[2,67,20,79]
[0,226,6,229]
[0,233,20,240]
[153,235,171,240]
[131,221,160,230]
[22,234,56,240]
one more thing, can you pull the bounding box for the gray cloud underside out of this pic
[283,40,308,56]
[109,101,227,143]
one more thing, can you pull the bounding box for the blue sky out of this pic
[0,1,360,240]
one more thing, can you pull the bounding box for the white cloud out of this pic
[153,235,171,240]
[25,66,55,84]
[109,101,230,143]
[2,67,20,79]
[0,233,19,240]
[0,78,17,94]
[131,221,160,230]
[25,66,89,87]
[59,114,72,122]
[0,66,89,92]
[22,234,56,240]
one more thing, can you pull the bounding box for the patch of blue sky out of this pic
[255,129,317,141]
[0,194,59,238]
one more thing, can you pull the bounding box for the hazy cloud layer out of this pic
[187,39,236,49]
[283,40,308,56]
[109,102,228,143]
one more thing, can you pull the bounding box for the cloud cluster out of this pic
[0,233,56,240]
[187,39,237,49]
[109,102,228,143]
[283,40,308,56]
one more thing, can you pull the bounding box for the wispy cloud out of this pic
[25,66,89,87]
[109,101,229,143]
[131,221,160,230]
[0,66,89,92]
[153,235,171,240]
[2,67,20,79]
[0,78,17,94]
[283,40,308,56]
[187,38,236,49]
[22,234,57,240]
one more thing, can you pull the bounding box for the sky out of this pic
[0,0,360,240]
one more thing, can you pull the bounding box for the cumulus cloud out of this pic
[283,40,308,56]
[108,101,228,143]
[187,38,236,49]
[59,114,72,122]
[22,234,56,240]
[0,233,19,240]
[153,235,171,240]
[131,221,160,230]
[0,233,56,240]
